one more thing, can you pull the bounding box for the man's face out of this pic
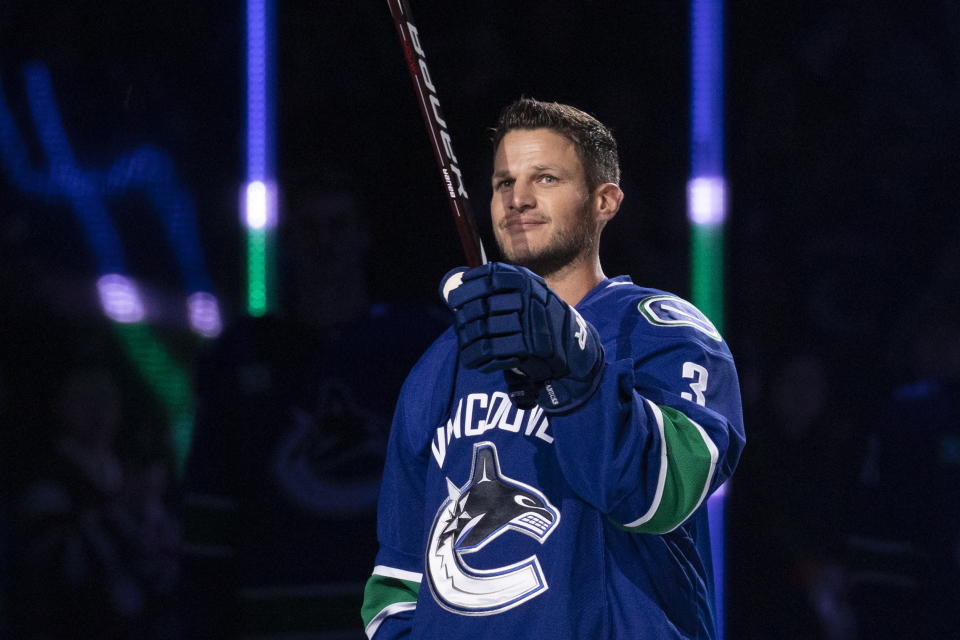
[490,128,597,277]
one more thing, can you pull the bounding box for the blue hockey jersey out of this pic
[362,276,746,639]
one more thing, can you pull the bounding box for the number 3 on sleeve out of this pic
[680,362,708,407]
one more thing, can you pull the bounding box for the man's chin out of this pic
[500,246,540,269]
[502,248,580,279]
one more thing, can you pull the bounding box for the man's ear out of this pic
[593,183,624,224]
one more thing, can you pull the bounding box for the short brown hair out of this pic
[491,98,621,191]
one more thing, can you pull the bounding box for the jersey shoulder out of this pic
[582,278,728,355]
[404,325,457,383]
[393,326,459,449]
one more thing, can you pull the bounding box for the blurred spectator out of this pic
[179,179,449,638]
[119,439,181,638]
[847,292,960,639]
[770,355,858,640]
[0,368,11,640]
[733,352,859,640]
[10,364,181,639]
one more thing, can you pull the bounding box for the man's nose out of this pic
[509,181,535,212]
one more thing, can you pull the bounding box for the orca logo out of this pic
[638,295,722,341]
[426,442,560,615]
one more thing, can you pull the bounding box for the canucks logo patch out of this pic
[638,295,722,341]
[426,442,560,615]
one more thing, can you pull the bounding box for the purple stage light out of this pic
[707,481,728,634]
[690,0,724,179]
[711,479,728,499]
[689,1,727,637]
[97,274,145,323]
[243,179,275,230]
[245,0,276,314]
[687,176,727,225]
[247,0,269,183]
[187,291,222,338]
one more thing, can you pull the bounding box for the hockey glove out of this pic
[440,262,604,413]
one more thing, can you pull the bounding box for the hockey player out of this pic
[361,98,746,639]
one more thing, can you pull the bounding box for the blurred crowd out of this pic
[1,1,959,638]
[0,184,448,639]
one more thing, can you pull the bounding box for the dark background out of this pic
[2,1,958,638]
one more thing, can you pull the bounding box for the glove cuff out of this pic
[537,322,604,414]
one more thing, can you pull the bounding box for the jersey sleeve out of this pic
[361,334,456,639]
[549,308,745,535]
[361,391,425,639]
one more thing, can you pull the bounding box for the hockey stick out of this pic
[385,0,488,268]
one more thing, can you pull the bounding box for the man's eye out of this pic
[495,179,514,190]
[539,175,558,183]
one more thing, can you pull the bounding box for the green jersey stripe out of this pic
[361,572,420,637]
[619,401,718,533]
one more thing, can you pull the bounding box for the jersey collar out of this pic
[575,275,633,309]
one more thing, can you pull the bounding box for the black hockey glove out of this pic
[440,262,604,413]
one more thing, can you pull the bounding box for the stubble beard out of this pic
[497,199,596,279]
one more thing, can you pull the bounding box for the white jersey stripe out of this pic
[372,565,423,583]
[365,601,417,639]
[622,400,669,528]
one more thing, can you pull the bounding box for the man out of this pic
[361,98,745,639]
